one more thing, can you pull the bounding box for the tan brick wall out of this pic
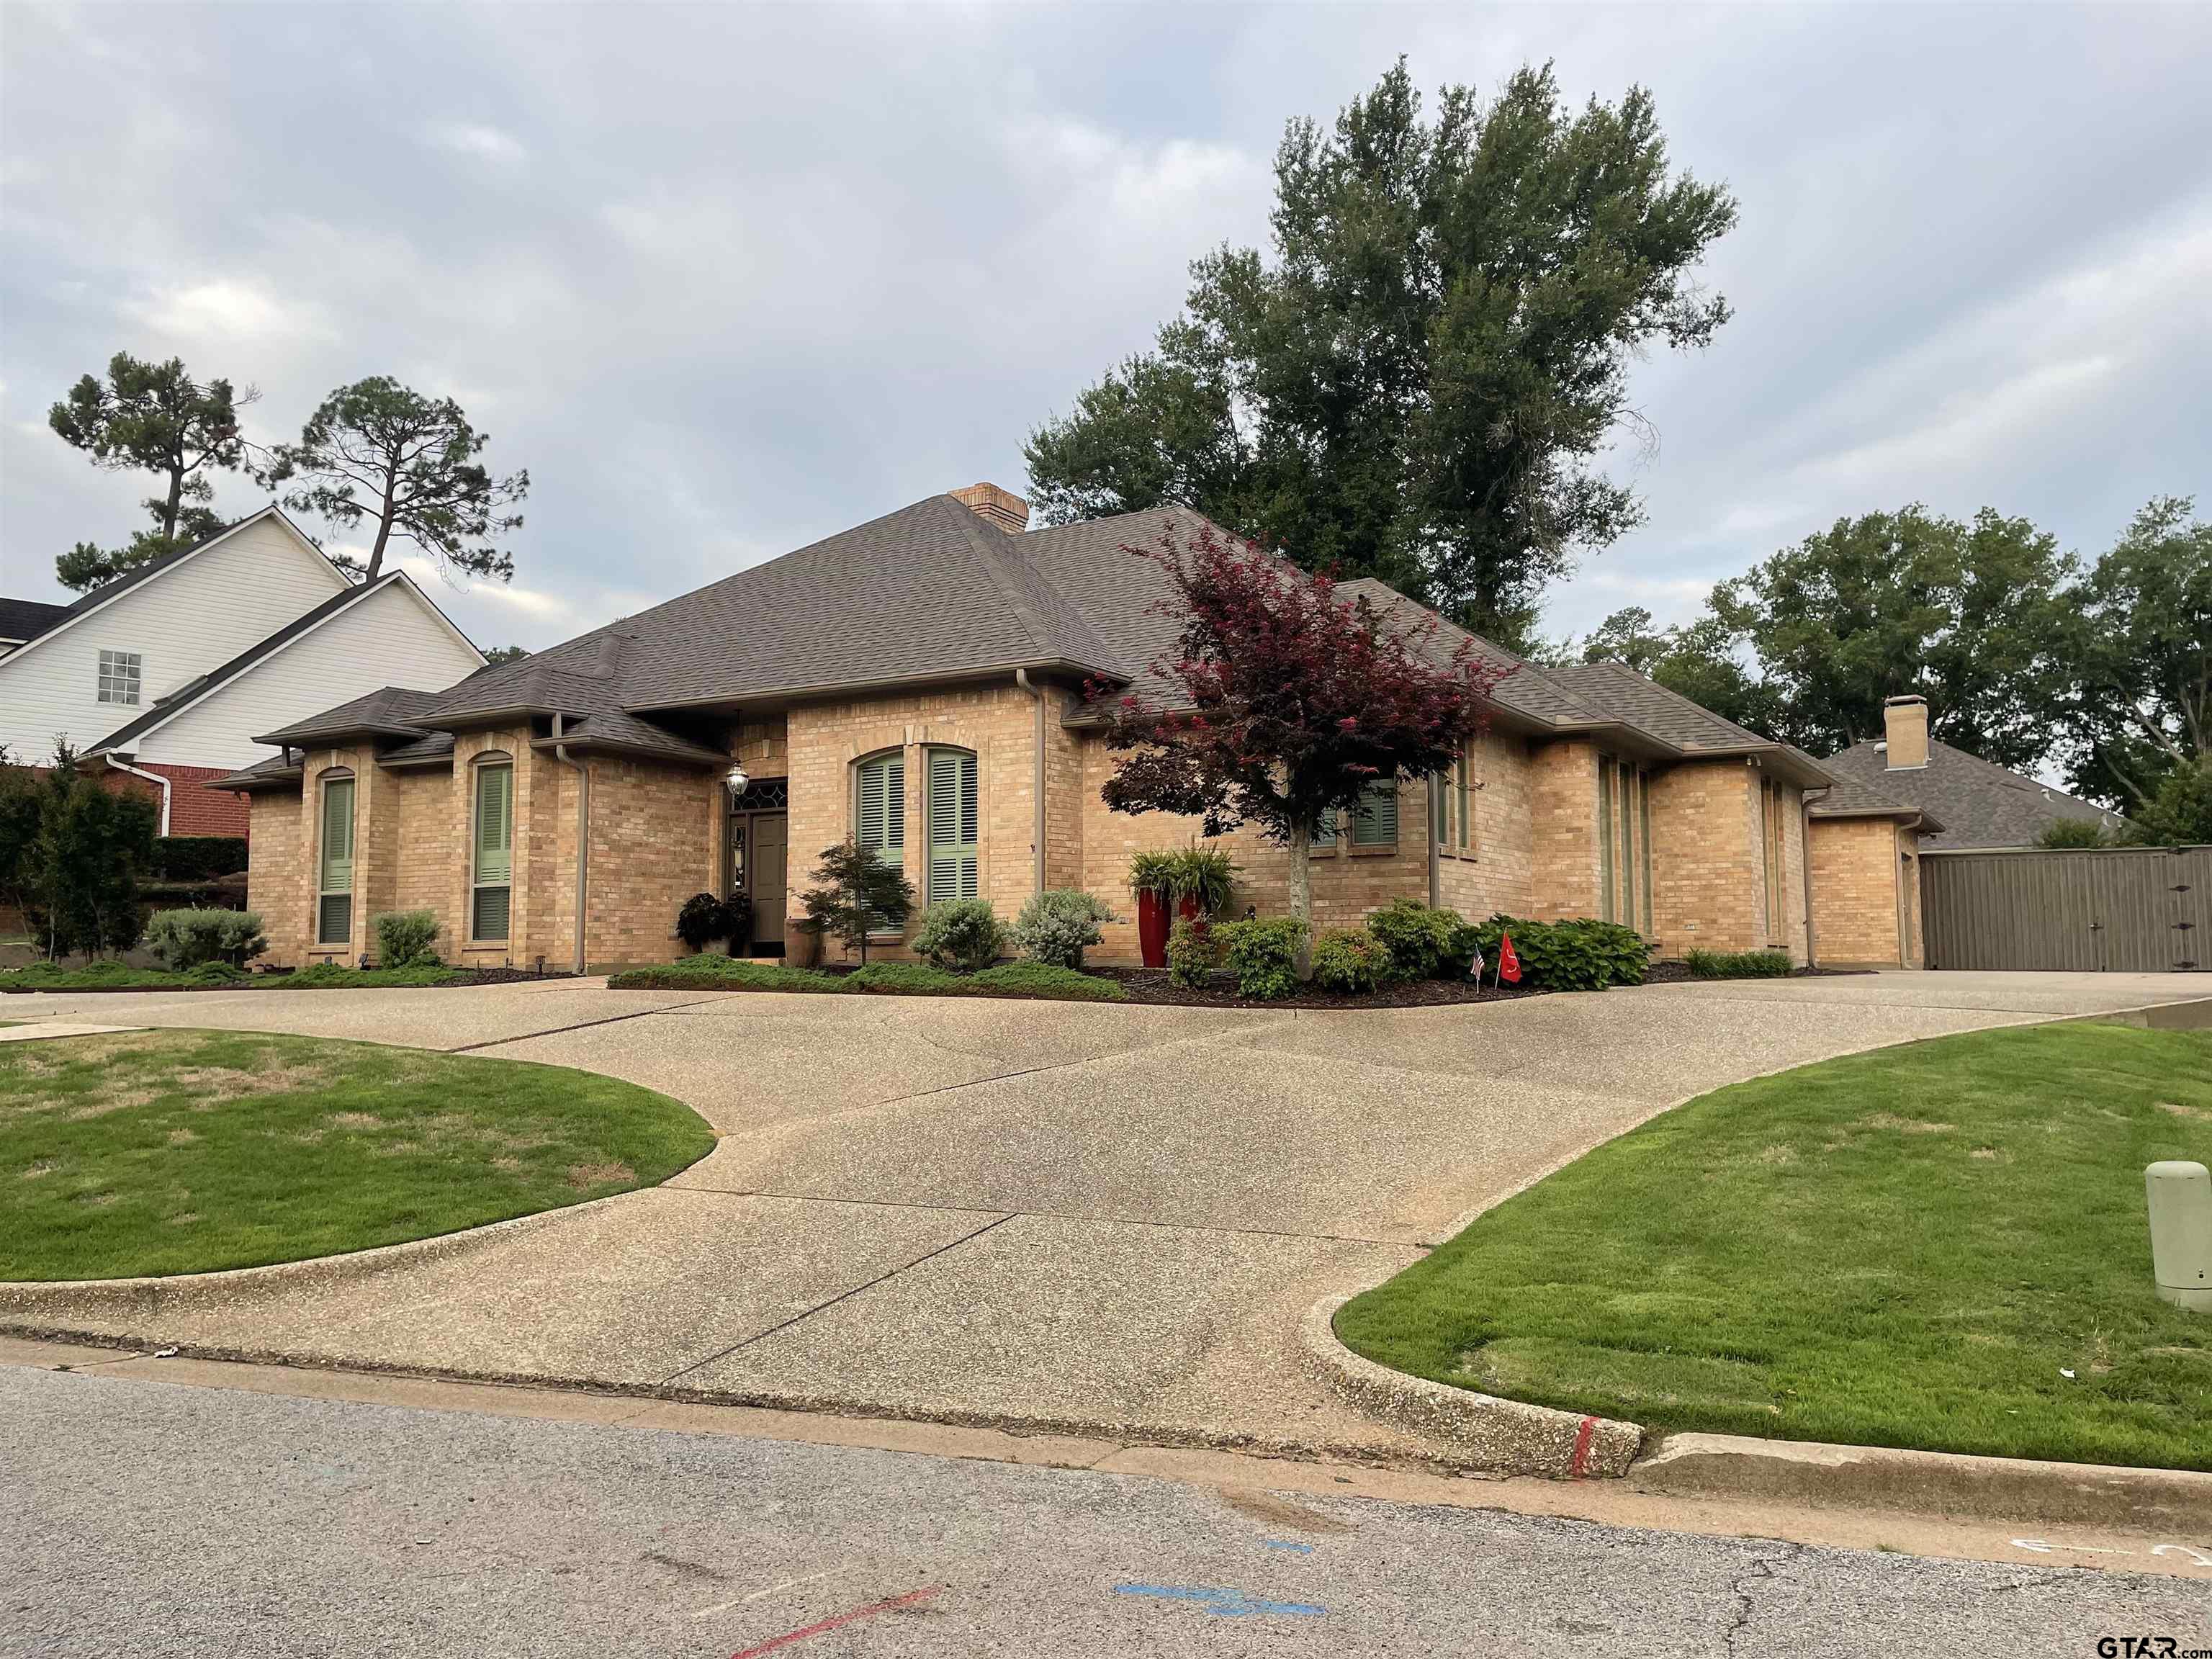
[1435,727,1536,922]
[1809,816,1912,966]
[246,788,307,964]
[1527,741,1600,920]
[1646,760,1766,957]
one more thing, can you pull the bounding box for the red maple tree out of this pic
[1095,521,1510,974]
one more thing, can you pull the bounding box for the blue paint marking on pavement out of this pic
[1262,1540,1316,1554]
[1113,1583,1326,1619]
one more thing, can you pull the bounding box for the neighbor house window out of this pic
[471,758,513,942]
[317,773,356,945]
[854,750,906,928]
[924,747,979,904]
[1351,778,1398,848]
[96,649,142,706]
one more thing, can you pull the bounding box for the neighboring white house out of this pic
[0,505,485,835]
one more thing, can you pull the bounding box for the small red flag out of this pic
[1498,932,1521,984]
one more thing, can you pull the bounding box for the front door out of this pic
[749,813,788,953]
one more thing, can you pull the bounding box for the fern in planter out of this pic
[1166,848,1238,917]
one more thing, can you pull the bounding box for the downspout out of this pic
[551,714,590,976]
[105,755,171,837]
[1014,669,1046,894]
[1799,797,1818,970]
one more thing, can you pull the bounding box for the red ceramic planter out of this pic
[1136,889,1171,968]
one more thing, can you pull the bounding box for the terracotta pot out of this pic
[1136,889,1171,969]
[786,927,823,971]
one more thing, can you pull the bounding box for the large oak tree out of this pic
[1025,61,1737,649]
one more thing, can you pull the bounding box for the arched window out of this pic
[923,747,978,904]
[853,750,906,873]
[471,755,513,943]
[317,770,356,945]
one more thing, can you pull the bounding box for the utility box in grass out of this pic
[2146,1161,2212,1313]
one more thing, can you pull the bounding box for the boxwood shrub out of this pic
[1310,927,1389,993]
[1214,916,1305,1001]
[1472,914,1650,992]
[1686,947,1794,979]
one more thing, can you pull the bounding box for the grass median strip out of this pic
[1335,1022,2212,1472]
[0,1028,714,1280]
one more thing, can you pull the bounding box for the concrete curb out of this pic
[1631,1432,2212,1531]
[1298,1295,1642,1478]
[0,1190,645,1321]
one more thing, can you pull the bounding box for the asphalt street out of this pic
[4,1364,2200,1659]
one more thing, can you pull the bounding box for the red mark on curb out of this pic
[729,1585,941,1658]
[1569,1416,1597,1479]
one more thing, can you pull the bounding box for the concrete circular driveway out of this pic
[6,970,2204,1460]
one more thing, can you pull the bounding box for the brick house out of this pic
[220,482,1878,972]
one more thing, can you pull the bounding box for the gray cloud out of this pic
[4,2,2207,653]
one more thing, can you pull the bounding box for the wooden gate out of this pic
[1920,845,2208,971]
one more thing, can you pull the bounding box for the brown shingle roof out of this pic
[1822,738,2116,850]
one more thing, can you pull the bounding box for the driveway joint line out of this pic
[655,1213,1018,1385]
[447,997,728,1053]
[657,1184,1422,1249]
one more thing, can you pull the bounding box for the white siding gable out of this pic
[0,513,347,765]
[140,581,484,770]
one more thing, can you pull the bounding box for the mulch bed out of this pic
[1087,958,1699,1010]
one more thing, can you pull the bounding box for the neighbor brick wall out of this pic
[1808,816,1908,966]
[96,763,251,837]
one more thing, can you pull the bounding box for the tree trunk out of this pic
[367,506,396,581]
[161,467,184,541]
[1287,819,1313,980]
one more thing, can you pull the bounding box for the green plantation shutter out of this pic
[1640,776,1655,933]
[1313,806,1338,846]
[1597,760,1617,922]
[1352,779,1397,846]
[857,753,905,866]
[472,763,513,942]
[475,765,512,884]
[1455,752,1471,850]
[926,749,979,904]
[318,775,355,945]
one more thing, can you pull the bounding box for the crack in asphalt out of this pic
[1722,1542,1805,1654]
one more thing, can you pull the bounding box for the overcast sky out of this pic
[4,2,2208,655]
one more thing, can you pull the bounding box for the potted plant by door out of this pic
[1168,848,1238,943]
[786,914,825,971]
[1128,850,1179,969]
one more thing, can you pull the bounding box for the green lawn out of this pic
[0,1029,714,1280]
[1336,1022,2212,1471]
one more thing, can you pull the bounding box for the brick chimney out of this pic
[950,482,1029,535]
[1882,695,1929,770]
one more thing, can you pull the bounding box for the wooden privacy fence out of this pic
[1920,845,2207,972]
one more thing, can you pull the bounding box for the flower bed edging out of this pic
[1298,1293,1642,1478]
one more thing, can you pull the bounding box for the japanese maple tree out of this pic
[1096,521,1509,976]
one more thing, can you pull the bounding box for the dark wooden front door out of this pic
[748,813,788,952]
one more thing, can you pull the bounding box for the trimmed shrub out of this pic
[843,961,961,995]
[145,907,267,969]
[1215,916,1306,1001]
[372,908,442,968]
[1365,899,1472,981]
[1686,948,1794,979]
[1011,888,1116,969]
[1310,927,1388,994]
[1165,916,1212,989]
[912,898,1007,972]
[1473,914,1650,992]
[968,963,1128,1002]
[271,962,461,989]
[153,835,247,883]
[184,961,250,984]
[610,956,833,992]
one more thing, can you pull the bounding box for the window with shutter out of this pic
[472,760,513,943]
[317,775,355,945]
[1351,778,1398,847]
[854,752,907,930]
[1639,774,1655,933]
[925,748,979,905]
[1455,750,1472,851]
[1314,806,1339,848]
[1597,758,1617,922]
